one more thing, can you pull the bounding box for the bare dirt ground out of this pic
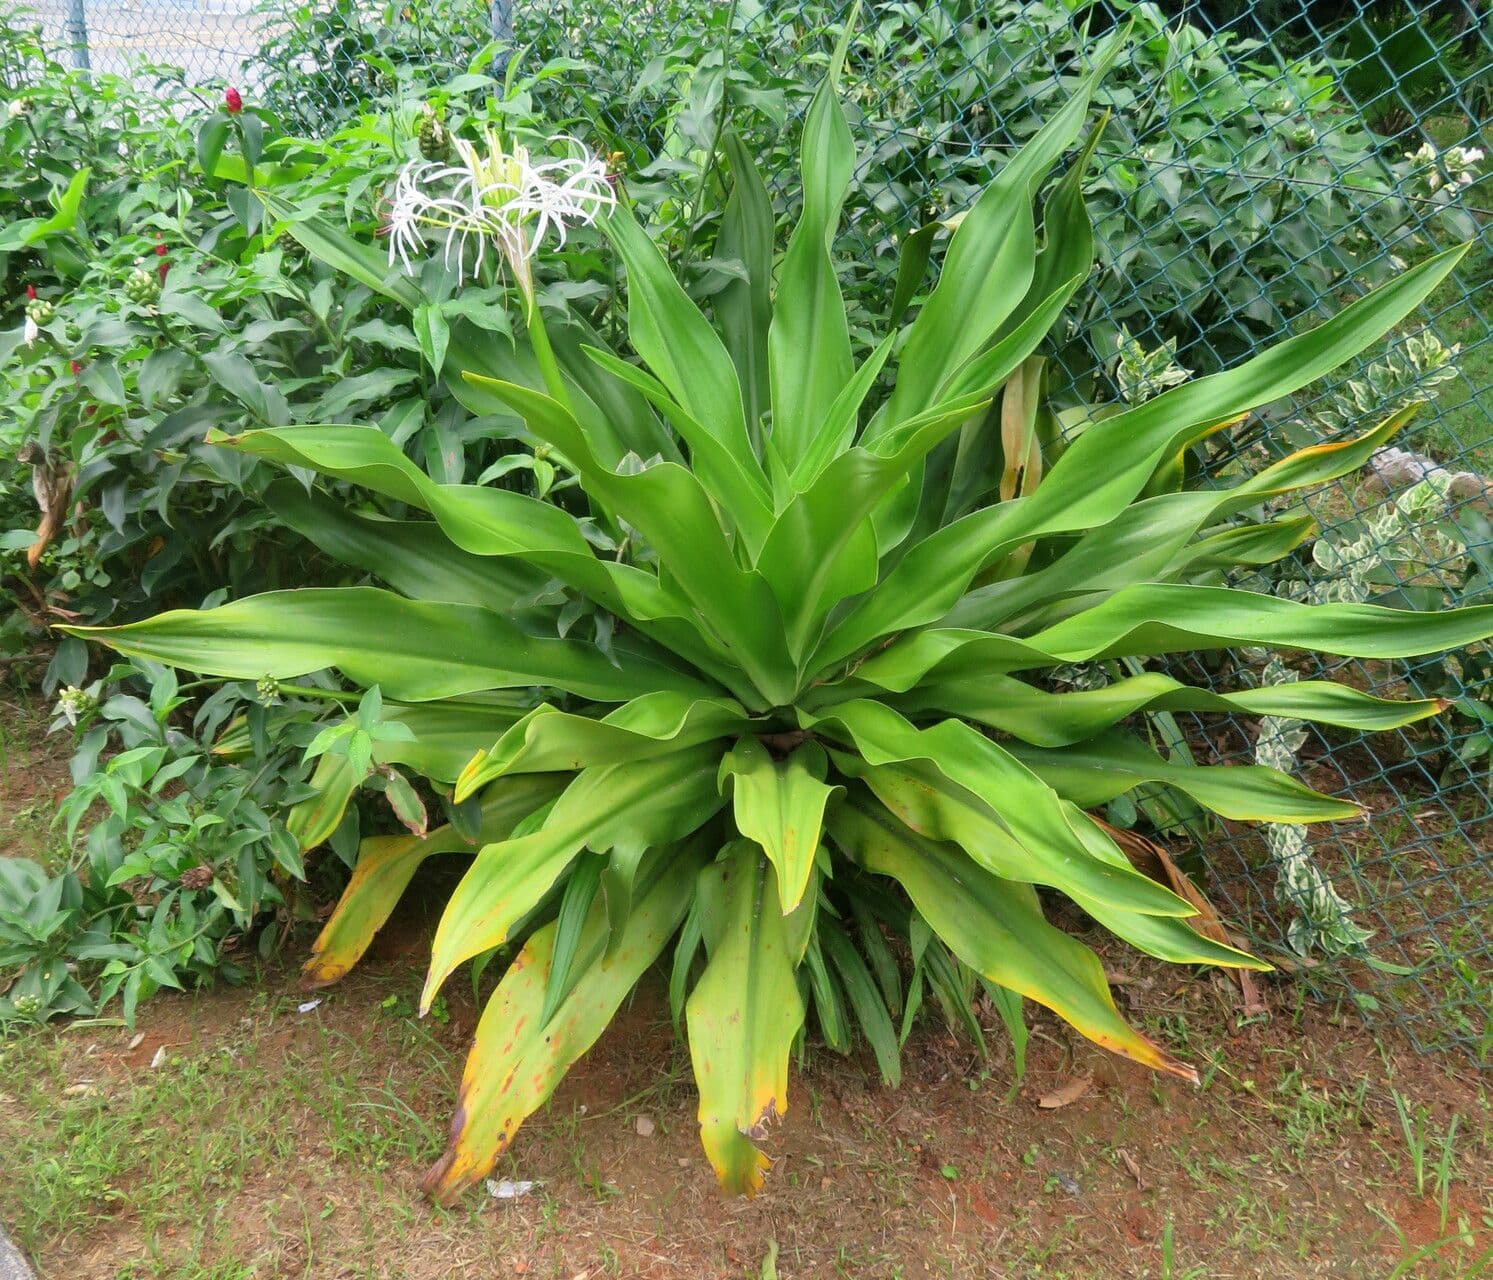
[1,701,1490,1280]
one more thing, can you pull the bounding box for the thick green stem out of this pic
[524,287,572,412]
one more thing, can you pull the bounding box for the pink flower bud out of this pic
[225,87,243,114]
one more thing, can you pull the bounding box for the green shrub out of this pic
[69,31,1492,1200]
[0,660,319,1026]
[0,25,588,653]
[0,27,617,1018]
[522,0,1473,382]
[251,0,492,135]
[1333,2,1491,138]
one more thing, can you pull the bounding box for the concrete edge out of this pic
[0,1225,37,1280]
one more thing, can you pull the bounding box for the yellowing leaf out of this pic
[687,845,808,1194]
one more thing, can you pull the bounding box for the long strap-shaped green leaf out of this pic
[754,390,992,661]
[827,749,1184,915]
[221,425,751,696]
[811,243,1471,673]
[422,746,724,1008]
[422,838,708,1204]
[757,274,1084,662]
[787,332,896,492]
[863,50,1121,554]
[1024,249,1471,538]
[831,753,1260,971]
[302,775,565,987]
[717,132,775,443]
[946,585,1493,691]
[987,118,1107,354]
[1008,729,1359,823]
[1168,517,1315,577]
[920,123,1108,537]
[878,33,1125,433]
[945,407,1418,631]
[842,585,1493,697]
[265,478,550,612]
[806,700,1188,914]
[883,670,1447,747]
[600,205,762,488]
[767,61,855,476]
[455,692,751,800]
[871,270,1089,554]
[464,374,799,704]
[687,844,809,1195]
[546,312,677,465]
[829,798,1198,1081]
[579,344,774,552]
[720,737,840,912]
[61,587,709,703]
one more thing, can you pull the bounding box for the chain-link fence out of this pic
[28,0,262,84]
[24,0,1493,1061]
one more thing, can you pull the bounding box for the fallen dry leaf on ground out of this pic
[1037,1074,1092,1109]
[1118,1147,1145,1189]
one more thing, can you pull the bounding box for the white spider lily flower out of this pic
[383,128,616,295]
[23,314,38,346]
[385,160,441,275]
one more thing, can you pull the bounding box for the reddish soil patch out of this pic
[0,693,73,864]
[2,912,1489,1280]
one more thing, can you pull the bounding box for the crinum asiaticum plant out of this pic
[67,35,1492,1201]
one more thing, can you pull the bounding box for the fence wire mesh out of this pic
[22,0,1493,1061]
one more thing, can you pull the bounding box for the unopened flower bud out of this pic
[25,297,54,325]
[124,264,160,305]
[417,107,450,163]
[225,86,243,114]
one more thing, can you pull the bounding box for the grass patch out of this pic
[0,960,1489,1280]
